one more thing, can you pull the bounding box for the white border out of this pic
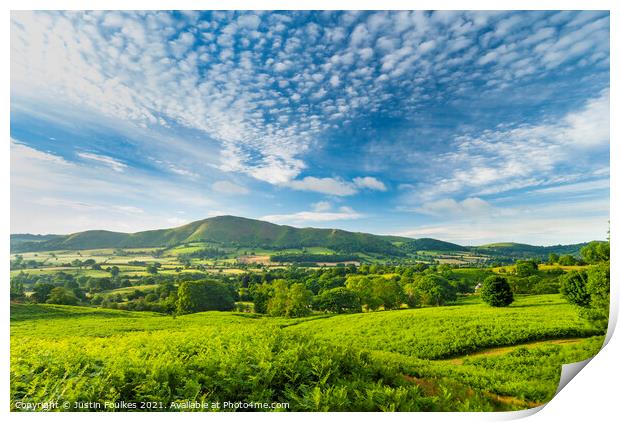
[2,1,617,421]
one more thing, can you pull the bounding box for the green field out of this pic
[10,294,604,412]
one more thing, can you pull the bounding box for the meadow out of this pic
[10,294,604,412]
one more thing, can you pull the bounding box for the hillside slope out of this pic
[10,216,405,254]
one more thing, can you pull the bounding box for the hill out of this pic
[471,242,588,259]
[10,215,405,255]
[400,238,468,252]
[10,216,594,259]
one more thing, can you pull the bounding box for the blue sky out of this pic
[10,10,609,245]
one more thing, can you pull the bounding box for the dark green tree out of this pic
[249,282,273,314]
[480,275,514,307]
[32,281,54,303]
[109,266,120,277]
[146,264,159,275]
[10,278,25,301]
[46,287,79,305]
[559,271,590,306]
[314,287,361,314]
[176,280,235,314]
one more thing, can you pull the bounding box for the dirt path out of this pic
[440,337,586,365]
[400,337,588,410]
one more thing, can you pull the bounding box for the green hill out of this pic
[10,215,406,255]
[10,216,594,259]
[472,242,588,258]
[400,238,468,252]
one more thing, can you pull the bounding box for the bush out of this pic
[480,276,514,307]
[559,271,590,306]
[583,262,610,330]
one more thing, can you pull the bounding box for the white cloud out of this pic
[286,175,387,196]
[402,89,610,203]
[395,215,608,246]
[10,11,608,192]
[287,176,357,196]
[529,179,609,195]
[353,176,387,191]
[561,89,609,147]
[262,207,363,225]
[167,165,198,178]
[414,197,492,217]
[11,140,220,234]
[76,152,127,172]
[311,201,331,212]
[212,180,249,195]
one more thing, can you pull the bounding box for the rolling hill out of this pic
[471,242,589,258]
[10,216,405,255]
[10,215,593,259]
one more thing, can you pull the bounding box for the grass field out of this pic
[10,294,604,412]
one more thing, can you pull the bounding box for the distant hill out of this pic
[10,234,63,250]
[400,238,468,252]
[10,216,406,255]
[10,216,594,260]
[471,242,588,259]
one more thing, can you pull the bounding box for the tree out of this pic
[580,241,610,264]
[249,282,273,314]
[314,287,361,314]
[146,264,159,275]
[515,260,538,277]
[402,282,421,308]
[82,259,96,267]
[10,278,25,301]
[286,283,313,317]
[373,277,404,310]
[548,253,559,264]
[32,281,54,303]
[267,279,289,316]
[559,271,590,306]
[480,275,514,307]
[46,287,79,305]
[558,255,578,266]
[345,275,382,310]
[109,266,120,277]
[410,274,456,306]
[176,280,235,314]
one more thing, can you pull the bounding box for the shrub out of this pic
[559,271,590,306]
[480,276,514,307]
[583,262,610,330]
